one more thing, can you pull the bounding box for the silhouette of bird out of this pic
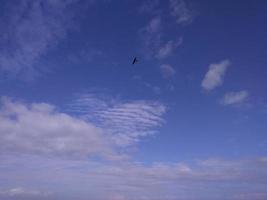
[132,57,138,65]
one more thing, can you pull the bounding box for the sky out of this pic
[0,0,267,199]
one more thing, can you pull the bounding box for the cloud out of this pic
[201,59,231,91]
[140,18,182,60]
[139,16,162,58]
[1,155,267,200]
[139,0,195,60]
[233,192,267,200]
[139,0,160,14]
[160,64,176,79]
[0,0,84,78]
[169,0,195,24]
[0,97,122,160]
[0,187,51,198]
[146,17,162,33]
[68,93,166,146]
[156,38,183,59]
[220,91,249,105]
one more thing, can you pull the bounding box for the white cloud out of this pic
[68,93,166,146]
[221,91,249,105]
[0,97,122,160]
[0,187,50,198]
[160,64,176,79]
[156,38,183,59]
[169,0,195,24]
[1,155,267,200]
[201,59,231,91]
[0,0,85,78]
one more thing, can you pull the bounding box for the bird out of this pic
[132,57,138,65]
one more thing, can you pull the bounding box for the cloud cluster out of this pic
[0,95,265,200]
[140,10,185,60]
[1,155,267,200]
[202,60,250,106]
[139,0,195,83]
[201,59,231,91]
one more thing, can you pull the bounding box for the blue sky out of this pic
[0,0,267,199]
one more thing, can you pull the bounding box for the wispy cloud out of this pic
[160,64,176,79]
[0,0,84,78]
[221,90,249,105]
[139,0,196,86]
[202,59,231,91]
[67,93,166,146]
[147,16,162,33]
[139,16,162,58]
[140,13,184,60]
[156,38,183,59]
[170,0,195,24]
[139,0,160,14]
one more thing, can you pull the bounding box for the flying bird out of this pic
[132,57,138,65]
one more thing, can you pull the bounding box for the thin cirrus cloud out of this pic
[139,16,162,58]
[139,0,160,14]
[169,0,195,24]
[160,64,176,79]
[221,90,249,105]
[146,16,162,33]
[156,38,183,59]
[141,0,195,25]
[67,93,166,147]
[0,0,85,78]
[202,59,231,91]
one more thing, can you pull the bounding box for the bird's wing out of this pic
[132,58,137,64]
